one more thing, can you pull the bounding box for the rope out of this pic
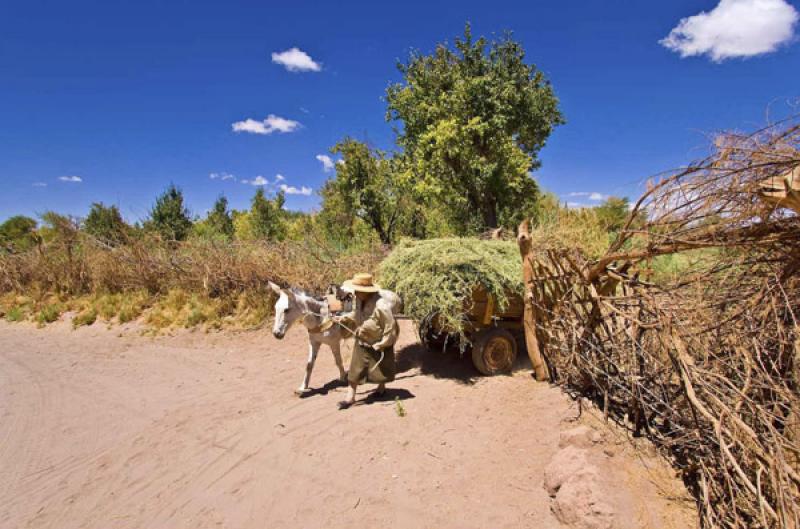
[305,308,385,374]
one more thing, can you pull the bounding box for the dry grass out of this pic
[378,238,522,337]
[528,205,612,260]
[0,237,384,330]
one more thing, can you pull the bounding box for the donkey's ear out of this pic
[268,281,282,295]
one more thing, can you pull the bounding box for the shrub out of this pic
[36,303,62,325]
[0,215,39,253]
[72,308,97,328]
[5,306,25,322]
[83,203,130,245]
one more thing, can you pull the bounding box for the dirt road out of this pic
[0,319,694,529]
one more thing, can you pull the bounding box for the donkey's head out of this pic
[269,282,306,339]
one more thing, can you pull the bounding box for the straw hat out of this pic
[342,273,381,293]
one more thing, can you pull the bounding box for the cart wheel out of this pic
[419,312,447,351]
[471,328,518,375]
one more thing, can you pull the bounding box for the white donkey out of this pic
[268,281,402,396]
[269,281,348,395]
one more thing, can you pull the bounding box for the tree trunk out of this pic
[483,199,498,229]
[364,211,390,245]
[374,223,390,245]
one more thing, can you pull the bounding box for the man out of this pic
[334,273,399,410]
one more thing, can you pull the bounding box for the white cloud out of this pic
[232,114,301,135]
[279,184,312,196]
[239,173,309,194]
[568,192,608,201]
[271,47,322,72]
[336,159,345,166]
[32,182,47,187]
[58,175,82,183]
[241,175,269,186]
[566,202,589,209]
[209,172,236,181]
[315,154,334,172]
[661,0,799,62]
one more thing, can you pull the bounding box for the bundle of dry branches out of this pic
[519,118,800,529]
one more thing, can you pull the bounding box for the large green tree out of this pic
[146,184,192,241]
[386,25,564,232]
[83,202,130,245]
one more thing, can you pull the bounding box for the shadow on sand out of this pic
[395,342,480,385]
[299,376,418,401]
[355,387,416,408]
[303,336,535,399]
[298,378,348,398]
[395,336,534,385]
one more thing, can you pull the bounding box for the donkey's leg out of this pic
[330,340,347,382]
[296,340,320,396]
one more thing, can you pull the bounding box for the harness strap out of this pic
[304,309,384,374]
[306,318,335,334]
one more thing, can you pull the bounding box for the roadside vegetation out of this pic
[0,25,634,331]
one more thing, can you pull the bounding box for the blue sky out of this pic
[1,0,798,222]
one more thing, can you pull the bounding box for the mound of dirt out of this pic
[545,424,692,529]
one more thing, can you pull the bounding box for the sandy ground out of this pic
[0,319,695,529]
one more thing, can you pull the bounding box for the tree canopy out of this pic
[386,24,563,231]
[0,215,38,253]
[594,196,631,232]
[325,139,408,245]
[234,188,287,241]
[146,184,192,241]
[206,195,235,240]
[83,202,130,245]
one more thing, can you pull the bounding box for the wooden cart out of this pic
[417,287,525,376]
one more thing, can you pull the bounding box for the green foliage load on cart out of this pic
[378,238,523,337]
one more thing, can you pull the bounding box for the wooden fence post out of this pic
[517,221,551,381]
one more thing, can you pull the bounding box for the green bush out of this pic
[36,303,62,325]
[5,306,25,322]
[72,308,97,328]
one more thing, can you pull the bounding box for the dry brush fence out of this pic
[519,119,800,529]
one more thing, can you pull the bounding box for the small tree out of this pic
[386,24,564,232]
[39,211,81,243]
[325,139,407,245]
[249,188,286,241]
[146,184,192,241]
[0,215,39,253]
[83,202,130,245]
[204,195,234,240]
[594,196,631,232]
